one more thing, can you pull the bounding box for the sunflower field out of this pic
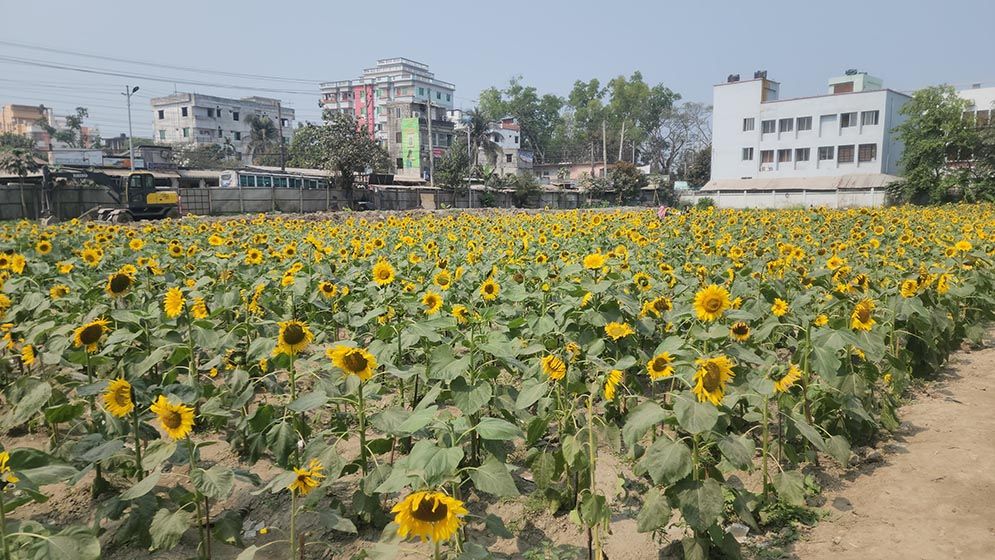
[0,205,992,560]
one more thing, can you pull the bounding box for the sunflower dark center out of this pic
[653,299,671,312]
[732,324,749,336]
[652,357,668,372]
[80,324,103,345]
[162,409,182,429]
[856,307,871,322]
[110,274,132,293]
[283,324,306,346]
[484,284,495,294]
[702,363,722,392]
[412,497,449,523]
[704,296,722,313]
[378,269,390,280]
[112,387,130,406]
[343,350,368,372]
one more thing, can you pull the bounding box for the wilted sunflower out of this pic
[275,320,314,356]
[105,271,134,297]
[392,490,468,542]
[693,284,731,322]
[692,355,735,406]
[850,299,876,331]
[729,321,751,342]
[150,395,195,440]
[479,278,500,301]
[372,260,396,286]
[646,352,674,380]
[163,287,185,318]
[632,272,652,291]
[604,321,634,341]
[541,354,566,380]
[327,345,377,381]
[421,291,443,315]
[288,458,325,495]
[771,298,789,318]
[73,318,110,353]
[605,369,623,400]
[773,364,803,393]
[103,378,134,417]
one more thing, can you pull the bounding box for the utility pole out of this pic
[466,119,472,209]
[123,85,139,171]
[277,101,287,171]
[601,119,608,179]
[426,92,434,188]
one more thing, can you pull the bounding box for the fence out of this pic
[679,188,887,209]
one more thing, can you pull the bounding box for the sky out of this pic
[2,0,994,139]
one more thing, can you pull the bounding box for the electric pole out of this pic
[426,92,434,188]
[123,85,139,171]
[277,101,287,171]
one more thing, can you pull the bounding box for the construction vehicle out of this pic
[44,167,180,222]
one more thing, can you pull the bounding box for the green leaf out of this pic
[31,526,101,560]
[142,439,177,471]
[636,487,670,533]
[674,394,719,434]
[288,391,327,413]
[824,435,852,466]
[485,513,513,538]
[120,469,162,500]
[406,441,464,485]
[44,402,85,424]
[682,536,709,560]
[674,479,724,531]
[212,509,244,547]
[470,457,519,497]
[149,507,193,551]
[451,377,492,417]
[718,434,756,471]
[772,470,807,506]
[532,451,557,490]
[192,464,235,500]
[622,401,668,448]
[639,436,692,486]
[78,439,124,463]
[3,380,51,429]
[397,406,437,434]
[514,379,548,410]
[475,417,521,441]
[789,413,825,450]
[267,421,296,467]
[18,464,77,486]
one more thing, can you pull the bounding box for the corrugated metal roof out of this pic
[702,174,900,193]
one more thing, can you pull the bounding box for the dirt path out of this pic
[789,343,995,560]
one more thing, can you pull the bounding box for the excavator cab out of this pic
[122,172,179,220]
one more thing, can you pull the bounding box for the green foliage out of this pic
[608,161,648,203]
[478,77,563,163]
[0,132,36,151]
[173,143,241,169]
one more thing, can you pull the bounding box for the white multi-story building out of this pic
[959,85,995,124]
[150,93,295,165]
[704,71,910,207]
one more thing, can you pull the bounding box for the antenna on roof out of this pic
[753,70,767,79]
[845,69,859,76]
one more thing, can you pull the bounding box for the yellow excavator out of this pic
[45,168,180,222]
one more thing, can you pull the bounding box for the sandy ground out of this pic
[789,344,995,560]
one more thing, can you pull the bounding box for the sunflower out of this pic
[163,287,185,318]
[641,295,672,318]
[20,344,35,367]
[604,321,634,341]
[420,291,444,315]
[632,272,652,291]
[773,364,803,393]
[541,354,566,380]
[646,352,674,380]
[103,378,134,417]
[899,279,918,298]
[936,273,952,294]
[288,458,325,495]
[433,269,452,291]
[245,248,264,265]
[318,281,338,299]
[479,278,500,301]
[693,284,731,322]
[81,248,102,267]
[48,283,69,299]
[451,304,469,324]
[35,240,52,255]
[372,260,396,286]
[275,320,313,356]
[129,238,145,251]
[771,298,789,318]
[392,490,468,542]
[814,313,829,327]
[191,297,209,319]
[582,252,607,270]
[105,271,134,297]
[729,321,751,342]
[692,355,735,406]
[73,319,110,353]
[0,450,18,485]
[850,299,876,331]
[150,395,195,440]
[58,261,74,274]
[327,345,377,381]
[605,369,623,400]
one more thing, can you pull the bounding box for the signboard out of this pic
[432,147,444,157]
[103,156,145,169]
[49,150,103,166]
[401,117,420,172]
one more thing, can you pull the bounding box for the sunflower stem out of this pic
[586,394,601,560]
[290,490,297,559]
[761,394,770,501]
[358,381,368,477]
[0,488,10,560]
[132,402,144,479]
[433,539,441,560]
[188,439,207,560]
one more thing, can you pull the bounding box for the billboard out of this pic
[401,118,420,172]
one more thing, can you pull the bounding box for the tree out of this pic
[478,77,563,163]
[245,114,280,165]
[646,102,712,176]
[607,72,679,163]
[0,133,36,151]
[37,107,95,148]
[464,110,498,167]
[890,85,982,203]
[608,161,647,204]
[506,172,541,208]
[174,144,241,169]
[0,148,41,218]
[678,144,711,188]
[435,137,471,204]
[567,79,608,173]
[288,111,389,206]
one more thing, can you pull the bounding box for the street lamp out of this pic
[122,85,140,171]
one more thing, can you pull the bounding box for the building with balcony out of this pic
[1,104,99,151]
[320,58,455,180]
[150,93,294,165]
[704,71,910,207]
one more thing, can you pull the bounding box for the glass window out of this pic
[158,130,165,140]
[741,147,754,160]
[274,177,288,188]
[778,118,793,133]
[838,145,855,163]
[760,150,774,163]
[157,110,164,119]
[258,175,272,187]
[818,146,834,160]
[861,111,879,126]
[181,107,188,117]
[796,116,812,131]
[418,87,425,96]
[233,111,239,121]
[858,143,877,162]
[795,148,810,161]
[182,127,189,138]
[777,149,792,163]
[761,120,776,134]
[841,112,858,128]
[239,174,252,187]
[743,118,755,131]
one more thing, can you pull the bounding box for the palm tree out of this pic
[245,114,279,164]
[465,109,498,167]
[0,148,41,218]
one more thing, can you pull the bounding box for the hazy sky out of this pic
[2,0,994,139]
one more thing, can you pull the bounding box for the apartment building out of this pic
[1,104,99,150]
[483,117,533,176]
[150,93,295,165]
[320,58,455,179]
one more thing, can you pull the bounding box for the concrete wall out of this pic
[0,184,117,220]
[680,189,887,209]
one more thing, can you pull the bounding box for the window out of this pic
[840,112,857,128]
[838,145,855,163]
[514,136,519,143]
[396,157,404,169]
[978,110,991,127]
[181,107,188,117]
[861,111,879,126]
[274,177,288,188]
[446,134,452,144]
[795,148,810,161]
[258,175,272,187]
[395,108,401,118]
[777,149,792,163]
[232,111,239,121]
[761,119,776,134]
[207,108,215,118]
[446,94,451,101]
[157,110,165,120]
[506,154,513,163]
[360,90,366,99]
[158,130,165,140]
[742,147,754,160]
[796,116,812,131]
[760,150,774,163]
[858,143,877,162]
[239,174,253,187]
[818,146,834,160]
[281,118,288,127]
[234,131,241,141]
[182,127,189,138]
[778,118,793,133]
[743,118,755,132]
[418,87,425,96]
[436,92,442,100]
[395,132,402,143]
